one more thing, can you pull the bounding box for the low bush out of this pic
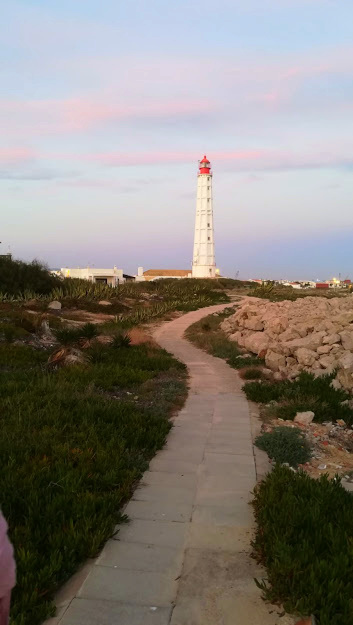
[252,465,353,624]
[255,426,311,468]
[0,340,187,625]
[243,371,353,425]
[0,256,59,296]
[111,332,132,349]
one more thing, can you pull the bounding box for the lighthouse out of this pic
[191,155,216,278]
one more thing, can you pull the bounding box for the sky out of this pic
[1,0,353,280]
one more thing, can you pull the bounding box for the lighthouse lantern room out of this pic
[191,155,216,278]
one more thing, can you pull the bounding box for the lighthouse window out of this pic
[208,236,210,241]
[207,222,210,227]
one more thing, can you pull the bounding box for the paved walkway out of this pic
[51,304,292,625]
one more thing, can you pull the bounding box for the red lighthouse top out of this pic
[199,155,212,175]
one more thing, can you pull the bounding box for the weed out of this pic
[255,426,311,468]
[252,465,353,624]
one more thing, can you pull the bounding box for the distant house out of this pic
[136,268,191,282]
[59,266,125,286]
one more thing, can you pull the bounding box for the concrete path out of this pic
[50,304,292,625]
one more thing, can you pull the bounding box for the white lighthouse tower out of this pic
[192,155,216,278]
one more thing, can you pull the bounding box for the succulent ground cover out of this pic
[0,334,187,625]
[252,465,353,625]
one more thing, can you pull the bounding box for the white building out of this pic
[59,266,125,286]
[192,155,216,278]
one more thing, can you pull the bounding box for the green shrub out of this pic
[244,371,353,425]
[79,322,99,340]
[111,333,132,349]
[252,465,353,624]
[255,426,311,468]
[53,327,80,345]
[0,256,59,296]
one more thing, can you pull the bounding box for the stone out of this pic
[243,317,264,331]
[339,330,353,351]
[243,332,269,355]
[317,344,332,355]
[98,300,112,306]
[294,411,315,425]
[338,351,353,371]
[318,354,335,369]
[265,350,286,371]
[296,348,317,366]
[331,378,342,390]
[48,300,62,310]
[322,333,341,345]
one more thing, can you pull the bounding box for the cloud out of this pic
[0,148,35,165]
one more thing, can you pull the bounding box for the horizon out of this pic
[1,0,353,280]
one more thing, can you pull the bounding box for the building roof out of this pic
[143,269,190,277]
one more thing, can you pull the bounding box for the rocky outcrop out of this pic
[222,296,353,392]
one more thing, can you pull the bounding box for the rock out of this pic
[221,296,353,392]
[243,332,270,355]
[318,354,336,369]
[338,351,353,371]
[317,344,332,355]
[337,368,353,390]
[339,330,353,350]
[265,350,286,371]
[296,347,317,366]
[48,300,62,310]
[318,464,327,470]
[294,411,315,425]
[322,332,341,345]
[243,317,264,331]
[48,347,89,368]
[330,378,342,390]
[98,300,112,306]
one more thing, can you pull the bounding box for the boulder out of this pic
[322,333,341,345]
[265,350,286,371]
[338,351,353,371]
[296,348,317,366]
[243,317,264,331]
[294,411,315,425]
[317,344,332,355]
[48,300,62,310]
[339,330,353,351]
[243,332,270,355]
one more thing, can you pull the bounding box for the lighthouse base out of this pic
[192,264,216,279]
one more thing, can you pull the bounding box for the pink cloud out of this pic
[0,147,35,165]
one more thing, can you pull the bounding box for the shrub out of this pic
[252,465,353,625]
[244,371,353,425]
[255,426,311,468]
[53,327,80,345]
[0,256,59,296]
[79,322,99,340]
[111,332,132,349]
